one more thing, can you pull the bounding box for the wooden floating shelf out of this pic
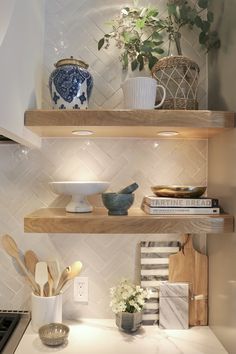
[24,109,235,139]
[24,208,234,234]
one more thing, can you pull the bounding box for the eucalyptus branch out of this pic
[98,0,220,71]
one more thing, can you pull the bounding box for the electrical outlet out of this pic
[74,276,88,303]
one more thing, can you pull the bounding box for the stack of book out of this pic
[142,196,220,215]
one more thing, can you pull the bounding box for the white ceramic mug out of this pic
[121,77,166,109]
[31,293,62,332]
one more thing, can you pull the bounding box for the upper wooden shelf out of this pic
[24,208,234,234]
[24,109,235,139]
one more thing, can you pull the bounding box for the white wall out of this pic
[208,1,236,353]
[0,0,44,147]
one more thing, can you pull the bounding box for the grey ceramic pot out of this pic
[115,312,142,332]
[102,193,134,215]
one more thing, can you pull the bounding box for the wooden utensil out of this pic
[168,234,208,326]
[47,260,60,292]
[35,262,49,297]
[24,250,39,275]
[1,234,39,294]
[55,261,82,295]
[47,266,53,297]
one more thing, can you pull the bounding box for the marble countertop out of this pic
[15,319,227,354]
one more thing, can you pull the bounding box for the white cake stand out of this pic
[49,181,110,213]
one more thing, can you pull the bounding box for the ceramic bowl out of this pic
[102,193,134,215]
[38,323,69,347]
[151,185,207,198]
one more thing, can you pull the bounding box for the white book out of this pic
[142,203,220,215]
[143,196,219,208]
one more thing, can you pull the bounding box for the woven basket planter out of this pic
[151,56,200,110]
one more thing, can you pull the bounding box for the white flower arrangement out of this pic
[110,278,150,314]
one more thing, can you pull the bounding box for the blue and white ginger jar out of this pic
[49,56,93,109]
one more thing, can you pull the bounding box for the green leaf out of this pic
[208,32,221,49]
[152,40,164,46]
[152,32,162,40]
[122,31,138,43]
[167,4,177,15]
[142,40,153,46]
[207,11,214,23]
[98,37,105,50]
[122,52,129,70]
[198,0,208,9]
[131,59,138,71]
[195,15,203,28]
[179,5,189,21]
[152,47,164,54]
[199,31,207,45]
[137,54,144,71]
[213,39,221,49]
[201,20,210,32]
[146,8,158,18]
[187,9,197,23]
[140,40,154,53]
[148,56,158,70]
[136,18,145,29]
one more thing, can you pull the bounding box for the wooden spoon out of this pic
[35,262,48,297]
[47,260,60,293]
[55,261,82,295]
[1,234,39,294]
[24,250,39,275]
[47,266,54,296]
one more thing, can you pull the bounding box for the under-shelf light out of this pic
[72,130,94,136]
[157,131,179,137]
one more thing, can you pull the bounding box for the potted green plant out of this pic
[110,278,149,332]
[151,0,220,109]
[98,0,220,109]
[98,0,219,70]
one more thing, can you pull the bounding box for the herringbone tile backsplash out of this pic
[0,138,207,317]
[0,0,208,318]
[42,0,207,109]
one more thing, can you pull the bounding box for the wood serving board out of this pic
[168,234,208,326]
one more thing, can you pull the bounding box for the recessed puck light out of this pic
[72,130,94,136]
[157,131,179,136]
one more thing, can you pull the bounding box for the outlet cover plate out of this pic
[74,276,88,303]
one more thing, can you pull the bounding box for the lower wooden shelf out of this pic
[24,208,234,234]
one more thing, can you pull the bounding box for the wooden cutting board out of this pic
[168,234,208,326]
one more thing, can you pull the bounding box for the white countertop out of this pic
[15,319,228,354]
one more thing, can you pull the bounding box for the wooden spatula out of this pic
[35,262,48,297]
[1,234,39,294]
[24,250,39,275]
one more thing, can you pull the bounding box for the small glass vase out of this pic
[115,311,143,333]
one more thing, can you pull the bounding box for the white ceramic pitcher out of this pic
[121,77,166,109]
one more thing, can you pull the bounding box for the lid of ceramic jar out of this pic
[54,56,89,69]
